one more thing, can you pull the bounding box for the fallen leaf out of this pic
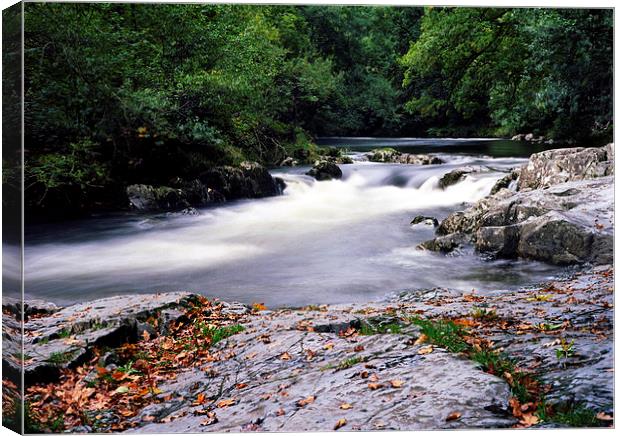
[235,383,248,389]
[280,352,291,360]
[353,345,365,352]
[216,398,237,408]
[142,330,150,341]
[339,403,353,410]
[418,345,434,355]
[193,393,207,405]
[323,343,334,350]
[334,418,347,430]
[596,412,613,421]
[252,302,267,311]
[446,411,461,421]
[367,383,383,390]
[414,334,428,345]
[519,413,539,427]
[276,408,286,416]
[390,379,405,388]
[296,395,315,407]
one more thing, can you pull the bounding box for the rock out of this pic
[431,177,613,264]
[134,306,514,432]
[3,297,60,321]
[168,178,225,206]
[511,134,526,141]
[490,169,520,195]
[367,147,400,162]
[367,148,444,165]
[11,293,196,384]
[525,133,534,141]
[127,184,190,212]
[410,215,439,227]
[419,233,470,253]
[306,161,342,181]
[279,157,298,167]
[438,166,483,190]
[199,162,283,200]
[518,145,613,191]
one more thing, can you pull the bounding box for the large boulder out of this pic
[127,184,189,211]
[518,144,613,190]
[200,161,283,200]
[306,161,343,181]
[168,177,225,206]
[424,177,613,265]
[422,145,614,265]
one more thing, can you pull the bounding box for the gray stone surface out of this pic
[518,144,613,190]
[366,149,444,165]
[422,146,614,266]
[15,293,195,383]
[130,308,514,432]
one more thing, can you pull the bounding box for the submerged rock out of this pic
[306,161,343,181]
[490,169,520,195]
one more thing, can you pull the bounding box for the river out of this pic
[21,138,565,306]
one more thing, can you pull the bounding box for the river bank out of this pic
[4,264,613,432]
[3,142,615,431]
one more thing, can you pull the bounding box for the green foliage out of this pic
[410,317,469,353]
[358,320,402,335]
[198,323,245,346]
[46,350,76,365]
[23,5,612,216]
[402,7,612,141]
[550,403,605,427]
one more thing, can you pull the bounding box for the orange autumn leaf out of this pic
[417,345,434,355]
[446,411,461,421]
[389,379,404,388]
[296,395,315,407]
[339,403,353,410]
[252,302,267,311]
[280,352,292,360]
[216,398,237,408]
[367,383,383,390]
[334,418,347,430]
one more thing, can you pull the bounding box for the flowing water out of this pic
[21,138,565,306]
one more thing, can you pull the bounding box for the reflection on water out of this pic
[23,140,565,307]
[316,136,563,158]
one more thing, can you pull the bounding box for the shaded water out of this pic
[22,139,564,306]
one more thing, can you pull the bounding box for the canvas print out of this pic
[1,1,614,433]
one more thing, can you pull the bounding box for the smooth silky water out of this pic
[22,138,565,306]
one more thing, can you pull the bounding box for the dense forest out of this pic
[16,4,613,216]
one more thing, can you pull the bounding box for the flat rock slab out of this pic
[17,293,195,383]
[131,309,514,432]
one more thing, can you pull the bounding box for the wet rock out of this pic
[306,161,343,181]
[419,233,470,253]
[126,184,190,212]
[367,148,444,165]
[438,166,484,190]
[279,157,299,167]
[490,169,520,195]
[411,215,439,227]
[200,161,283,200]
[518,145,613,191]
[168,178,225,206]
